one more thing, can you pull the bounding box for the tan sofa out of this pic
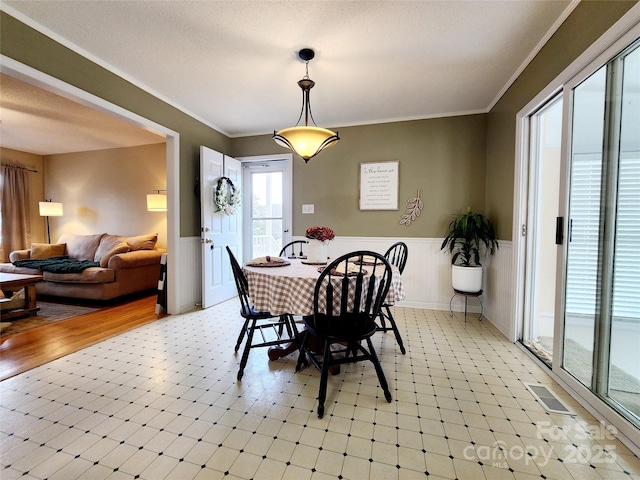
[0,233,165,301]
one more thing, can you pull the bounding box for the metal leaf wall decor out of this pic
[399,189,424,226]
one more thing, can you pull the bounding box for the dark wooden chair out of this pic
[279,240,308,258]
[226,246,299,381]
[296,250,393,418]
[376,242,408,354]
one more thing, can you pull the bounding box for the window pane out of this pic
[250,171,283,258]
[564,65,607,387]
[609,44,640,419]
[251,219,282,258]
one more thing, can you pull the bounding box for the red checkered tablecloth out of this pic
[243,259,405,316]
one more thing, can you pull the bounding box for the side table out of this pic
[449,289,483,322]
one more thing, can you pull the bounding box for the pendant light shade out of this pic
[273,126,339,161]
[273,48,339,162]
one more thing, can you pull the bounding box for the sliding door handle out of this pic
[555,217,564,245]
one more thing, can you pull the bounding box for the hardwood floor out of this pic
[0,295,165,382]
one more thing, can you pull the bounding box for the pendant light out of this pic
[273,48,339,162]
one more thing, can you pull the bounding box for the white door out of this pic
[239,155,292,260]
[200,146,242,308]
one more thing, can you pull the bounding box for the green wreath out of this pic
[214,176,240,215]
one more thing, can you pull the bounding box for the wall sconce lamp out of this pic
[147,190,167,212]
[273,48,339,162]
[39,200,63,244]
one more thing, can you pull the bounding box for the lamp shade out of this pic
[273,126,339,162]
[147,193,167,211]
[39,201,63,217]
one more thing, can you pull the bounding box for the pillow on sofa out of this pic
[30,243,66,259]
[126,233,158,251]
[99,244,130,267]
[57,233,105,261]
[95,234,130,267]
[93,234,129,267]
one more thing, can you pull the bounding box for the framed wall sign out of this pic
[359,161,399,210]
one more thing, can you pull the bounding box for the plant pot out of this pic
[451,265,483,293]
[307,239,329,264]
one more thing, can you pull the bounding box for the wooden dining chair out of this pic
[226,246,300,381]
[279,240,308,258]
[296,250,393,418]
[376,242,408,354]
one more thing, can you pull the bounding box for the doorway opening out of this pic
[521,94,563,367]
[2,56,180,314]
[239,154,292,263]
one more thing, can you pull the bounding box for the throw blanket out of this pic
[13,256,100,273]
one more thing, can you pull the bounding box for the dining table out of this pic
[242,257,405,360]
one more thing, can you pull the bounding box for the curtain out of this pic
[0,164,31,262]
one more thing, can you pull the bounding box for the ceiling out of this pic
[0,74,166,155]
[1,0,575,154]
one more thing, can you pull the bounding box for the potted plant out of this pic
[441,207,498,293]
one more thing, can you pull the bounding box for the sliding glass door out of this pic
[562,40,639,424]
[522,95,563,366]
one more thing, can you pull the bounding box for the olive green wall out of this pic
[485,0,636,240]
[0,11,230,237]
[232,115,487,238]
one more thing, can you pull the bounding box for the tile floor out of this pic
[1,300,639,480]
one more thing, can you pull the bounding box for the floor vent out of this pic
[523,383,574,415]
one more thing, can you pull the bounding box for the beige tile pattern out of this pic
[1,299,638,479]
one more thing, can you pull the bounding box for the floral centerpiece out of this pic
[305,226,335,243]
[214,176,240,216]
[305,226,334,263]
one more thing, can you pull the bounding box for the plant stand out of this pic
[449,289,483,322]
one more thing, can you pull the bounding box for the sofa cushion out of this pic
[31,243,66,259]
[58,233,105,261]
[126,233,158,251]
[43,267,115,284]
[94,234,130,267]
[0,262,41,275]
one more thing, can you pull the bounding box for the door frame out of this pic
[1,56,181,314]
[518,93,563,356]
[236,153,293,263]
[512,13,640,455]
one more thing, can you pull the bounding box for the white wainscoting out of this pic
[325,237,454,311]
[178,236,202,313]
[482,241,514,341]
[176,235,515,341]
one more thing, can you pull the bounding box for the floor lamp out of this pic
[39,200,63,244]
